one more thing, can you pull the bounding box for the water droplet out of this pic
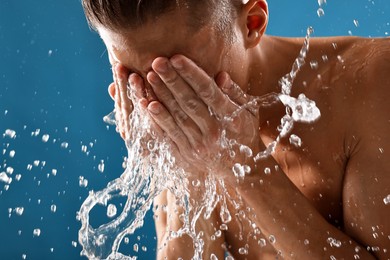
[6,167,14,175]
[15,174,21,181]
[22,254,27,259]
[147,140,157,152]
[107,204,117,218]
[191,179,201,187]
[103,110,117,125]
[264,167,271,175]
[269,235,276,244]
[4,129,16,139]
[383,194,390,205]
[258,238,267,247]
[210,253,218,260]
[9,150,15,158]
[0,172,12,184]
[220,208,232,223]
[31,129,40,137]
[33,228,41,237]
[310,61,319,70]
[220,224,228,231]
[318,0,326,6]
[14,207,24,216]
[239,145,253,157]
[60,142,69,149]
[71,241,78,247]
[81,145,88,153]
[322,55,329,62]
[289,134,302,147]
[79,176,88,188]
[379,147,384,153]
[42,134,50,143]
[327,237,342,247]
[98,160,105,173]
[124,237,129,244]
[232,163,245,178]
[33,160,40,167]
[353,19,359,27]
[133,243,139,252]
[51,169,57,176]
[50,204,57,213]
[27,164,32,171]
[304,239,310,245]
[238,247,248,255]
[317,8,325,17]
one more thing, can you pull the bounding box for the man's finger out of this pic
[147,101,193,155]
[216,71,251,106]
[170,55,238,116]
[151,57,215,135]
[108,83,115,101]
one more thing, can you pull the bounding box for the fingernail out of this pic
[155,61,168,73]
[147,71,159,84]
[170,57,183,70]
[128,74,137,89]
[221,74,232,92]
[148,103,161,114]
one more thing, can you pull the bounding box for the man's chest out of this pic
[271,133,347,226]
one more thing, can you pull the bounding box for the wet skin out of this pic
[98,1,390,259]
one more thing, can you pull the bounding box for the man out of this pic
[82,0,390,258]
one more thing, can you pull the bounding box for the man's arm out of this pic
[153,189,226,259]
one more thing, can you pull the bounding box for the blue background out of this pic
[0,0,388,259]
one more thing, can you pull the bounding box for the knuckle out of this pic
[174,110,189,125]
[184,98,200,111]
[164,72,179,85]
[199,80,216,101]
[170,128,182,140]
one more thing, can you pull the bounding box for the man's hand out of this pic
[143,54,261,177]
[109,63,159,141]
[108,63,132,140]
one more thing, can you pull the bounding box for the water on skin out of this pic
[78,27,320,259]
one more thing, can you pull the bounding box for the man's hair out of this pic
[82,0,241,34]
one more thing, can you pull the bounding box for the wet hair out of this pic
[82,0,241,34]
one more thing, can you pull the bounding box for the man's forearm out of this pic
[227,159,376,259]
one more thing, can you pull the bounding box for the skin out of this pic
[97,0,390,259]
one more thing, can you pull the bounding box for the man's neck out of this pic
[247,35,306,98]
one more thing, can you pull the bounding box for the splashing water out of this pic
[78,27,320,259]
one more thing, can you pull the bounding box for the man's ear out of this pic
[241,0,268,49]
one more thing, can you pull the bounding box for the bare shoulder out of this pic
[342,37,390,126]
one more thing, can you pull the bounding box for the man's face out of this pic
[99,9,245,83]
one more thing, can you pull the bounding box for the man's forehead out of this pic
[99,21,216,76]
